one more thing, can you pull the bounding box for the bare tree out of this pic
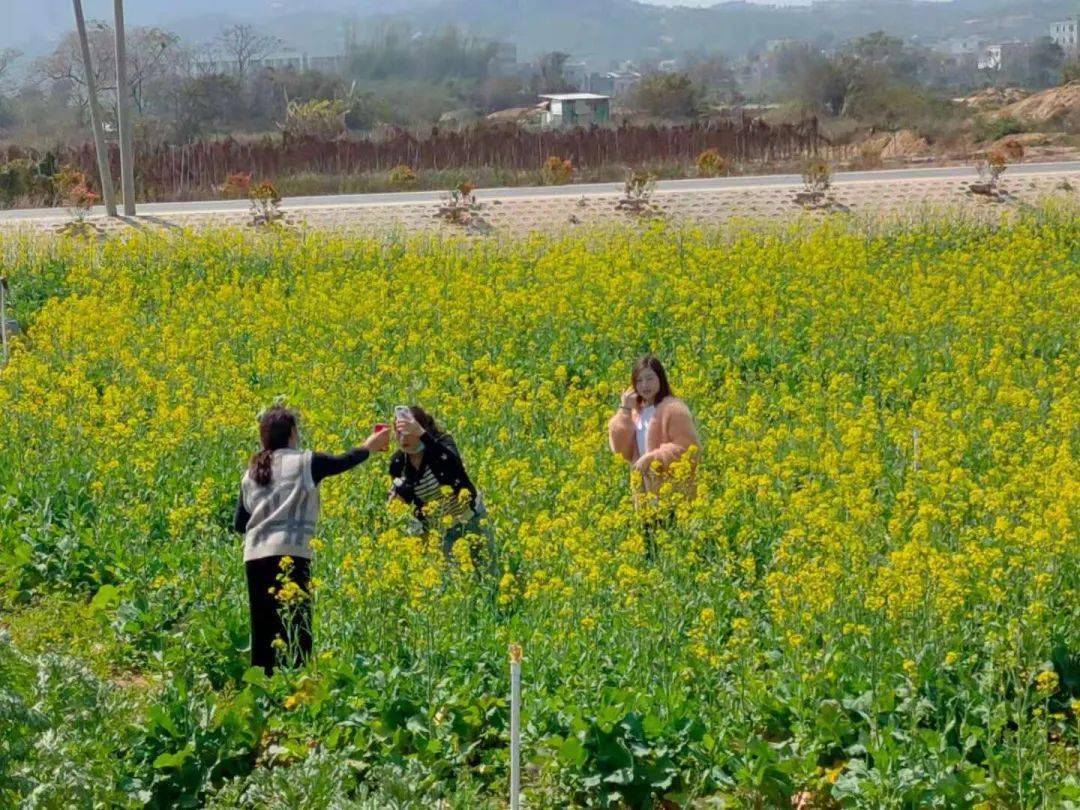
[37,24,117,113]
[534,51,574,94]
[214,25,282,77]
[36,24,183,116]
[127,28,182,113]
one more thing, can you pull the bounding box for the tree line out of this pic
[0,20,1076,151]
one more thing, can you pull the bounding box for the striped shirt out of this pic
[411,466,476,524]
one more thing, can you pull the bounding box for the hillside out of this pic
[416,0,1080,60]
[6,0,1078,62]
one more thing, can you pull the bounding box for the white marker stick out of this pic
[509,643,522,810]
[1,277,8,365]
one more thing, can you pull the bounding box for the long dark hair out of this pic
[249,406,298,486]
[407,405,445,440]
[631,355,673,407]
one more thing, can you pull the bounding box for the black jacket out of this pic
[389,432,478,524]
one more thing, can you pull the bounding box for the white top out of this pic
[635,405,656,458]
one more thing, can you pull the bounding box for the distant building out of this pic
[307,54,346,74]
[927,37,985,72]
[586,70,641,96]
[198,50,346,75]
[936,36,987,58]
[978,42,1032,71]
[763,38,812,55]
[1050,18,1080,56]
[563,60,591,91]
[539,93,611,128]
[658,59,680,73]
[488,42,518,77]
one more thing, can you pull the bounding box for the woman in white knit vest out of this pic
[233,405,390,674]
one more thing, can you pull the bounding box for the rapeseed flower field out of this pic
[0,213,1077,807]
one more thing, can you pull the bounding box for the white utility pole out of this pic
[73,0,117,216]
[113,0,136,215]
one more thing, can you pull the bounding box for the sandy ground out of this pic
[2,169,1077,239]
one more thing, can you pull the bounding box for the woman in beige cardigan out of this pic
[608,355,701,500]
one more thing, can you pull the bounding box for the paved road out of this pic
[3,160,1079,222]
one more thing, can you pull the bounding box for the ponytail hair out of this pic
[249,406,299,486]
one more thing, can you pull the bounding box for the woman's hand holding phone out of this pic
[363,424,392,453]
[395,416,424,440]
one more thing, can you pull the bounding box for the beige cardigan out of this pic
[608,396,700,495]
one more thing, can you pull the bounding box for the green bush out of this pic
[0,157,57,208]
[971,114,1029,144]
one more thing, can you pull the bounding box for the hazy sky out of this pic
[643,1,815,4]
[4,0,820,43]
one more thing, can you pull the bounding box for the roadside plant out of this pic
[65,183,100,223]
[50,166,102,233]
[696,148,728,178]
[249,180,283,226]
[221,171,252,199]
[388,164,418,187]
[436,181,482,225]
[615,168,659,217]
[975,150,1009,188]
[541,156,573,185]
[801,157,832,194]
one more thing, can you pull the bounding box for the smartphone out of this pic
[394,405,412,421]
[374,423,389,432]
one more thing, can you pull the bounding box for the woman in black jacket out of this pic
[389,405,496,576]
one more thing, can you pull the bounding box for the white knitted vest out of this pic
[242,449,320,562]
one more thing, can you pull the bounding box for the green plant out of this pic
[125,673,267,806]
[801,157,832,194]
[971,114,1029,144]
[615,168,659,216]
[540,156,573,185]
[436,181,481,225]
[696,148,728,178]
[975,149,1010,188]
[388,164,418,187]
[220,171,252,199]
[541,688,716,807]
[279,98,348,141]
[0,159,56,208]
[248,180,283,226]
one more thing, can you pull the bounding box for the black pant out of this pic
[245,555,312,675]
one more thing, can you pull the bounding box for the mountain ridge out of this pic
[4,0,1076,63]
